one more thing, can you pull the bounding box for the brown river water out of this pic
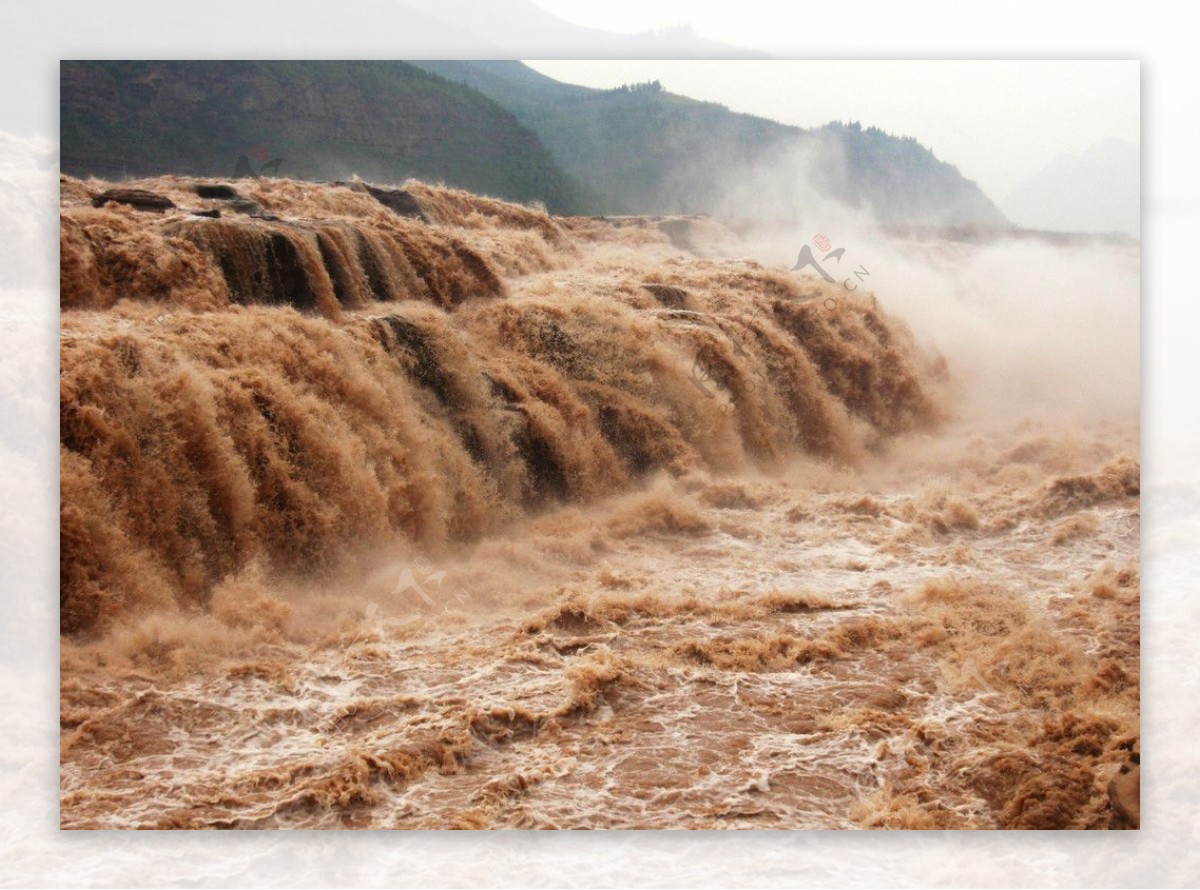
[58,176,1139,829]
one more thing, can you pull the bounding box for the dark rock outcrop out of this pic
[1108,758,1140,828]
[364,185,429,223]
[162,217,322,312]
[335,181,430,223]
[641,283,691,310]
[194,183,241,199]
[91,188,176,212]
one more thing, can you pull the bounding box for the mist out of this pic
[710,139,1140,427]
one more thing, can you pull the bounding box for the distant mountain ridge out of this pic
[61,59,1007,228]
[1001,139,1139,237]
[416,61,1007,226]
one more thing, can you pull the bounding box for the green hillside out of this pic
[60,60,591,212]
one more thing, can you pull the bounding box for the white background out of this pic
[1,1,1197,886]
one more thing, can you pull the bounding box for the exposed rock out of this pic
[641,283,691,310]
[365,185,429,222]
[1108,759,1140,828]
[337,181,429,222]
[226,199,266,217]
[163,217,322,312]
[193,183,241,199]
[91,188,175,212]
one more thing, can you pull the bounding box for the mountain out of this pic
[397,0,765,57]
[60,59,1007,227]
[415,61,1007,226]
[59,60,590,212]
[1000,139,1140,237]
[12,0,764,136]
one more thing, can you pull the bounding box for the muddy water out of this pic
[60,420,1138,829]
[59,176,1138,830]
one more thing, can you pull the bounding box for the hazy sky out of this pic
[0,1,1139,205]
[526,56,1139,202]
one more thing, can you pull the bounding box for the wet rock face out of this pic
[335,181,430,223]
[194,183,241,199]
[189,184,265,216]
[640,283,691,310]
[163,218,322,312]
[1108,759,1140,828]
[364,186,429,222]
[91,188,176,212]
